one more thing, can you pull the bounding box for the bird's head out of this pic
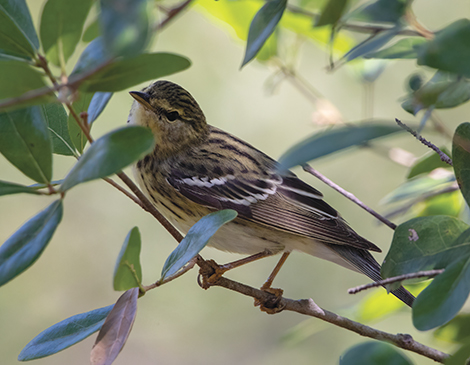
[128,80,209,158]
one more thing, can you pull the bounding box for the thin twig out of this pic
[142,257,198,291]
[155,0,193,31]
[395,118,453,166]
[302,164,397,230]
[348,269,445,294]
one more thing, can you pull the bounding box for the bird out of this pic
[127,80,414,307]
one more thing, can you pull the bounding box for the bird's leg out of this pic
[261,252,290,290]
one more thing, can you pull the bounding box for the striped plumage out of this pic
[128,80,414,307]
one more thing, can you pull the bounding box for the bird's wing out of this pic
[167,170,381,252]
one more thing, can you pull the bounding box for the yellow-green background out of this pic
[1,1,469,364]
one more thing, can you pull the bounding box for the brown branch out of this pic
[395,118,453,166]
[302,164,397,230]
[155,0,193,31]
[348,269,445,294]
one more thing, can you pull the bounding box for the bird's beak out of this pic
[129,91,152,109]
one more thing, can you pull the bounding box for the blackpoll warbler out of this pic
[128,80,414,307]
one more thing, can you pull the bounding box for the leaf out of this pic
[83,19,100,42]
[60,126,155,191]
[365,38,427,59]
[434,314,470,343]
[40,0,93,66]
[453,122,470,208]
[18,305,113,361]
[113,227,142,291]
[67,92,94,154]
[90,288,138,365]
[0,106,53,183]
[445,343,470,365]
[241,0,286,67]
[413,190,463,218]
[70,37,111,77]
[0,0,39,59]
[315,0,349,27]
[161,210,238,280]
[0,180,42,196]
[339,341,413,365]
[99,0,149,58]
[0,200,63,287]
[278,122,402,171]
[88,92,113,124]
[407,148,452,179]
[353,289,405,323]
[348,0,409,24]
[418,19,470,77]
[76,52,191,92]
[42,103,75,156]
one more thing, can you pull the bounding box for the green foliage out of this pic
[348,0,409,24]
[315,0,349,27]
[407,148,452,179]
[365,38,427,59]
[114,227,143,291]
[42,103,75,156]
[340,341,413,365]
[67,92,94,153]
[453,123,470,208]
[19,305,114,361]
[88,92,113,124]
[0,180,42,196]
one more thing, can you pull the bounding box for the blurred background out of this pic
[1,0,470,364]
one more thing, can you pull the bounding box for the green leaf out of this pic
[348,0,409,24]
[0,180,42,196]
[407,148,452,179]
[18,305,113,361]
[445,343,470,365]
[77,52,191,92]
[0,0,38,59]
[413,190,463,218]
[88,92,112,124]
[365,38,427,59]
[99,0,149,58]
[0,200,63,287]
[435,314,470,343]
[90,288,138,365]
[113,227,142,291]
[42,103,75,156]
[278,122,402,171]
[82,19,100,43]
[340,341,413,365]
[418,19,470,77]
[60,126,155,191]
[241,0,286,67]
[413,257,470,330]
[0,106,52,183]
[315,0,349,27]
[453,122,470,208]
[40,0,93,66]
[67,92,94,154]
[161,210,238,280]
[70,37,110,76]
[353,288,405,323]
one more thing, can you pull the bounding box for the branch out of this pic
[302,164,397,230]
[154,0,193,31]
[348,269,445,294]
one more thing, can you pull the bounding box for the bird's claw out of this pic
[254,287,286,314]
[197,259,227,289]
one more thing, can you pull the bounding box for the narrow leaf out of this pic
[40,0,93,66]
[83,19,100,42]
[60,126,155,191]
[0,200,63,287]
[278,122,401,171]
[90,288,138,365]
[315,0,349,27]
[88,92,113,124]
[0,180,42,196]
[453,122,470,208]
[0,106,53,183]
[113,227,142,291]
[67,92,94,153]
[365,38,427,59]
[241,0,286,67]
[340,341,412,365]
[42,103,75,156]
[18,305,113,361]
[161,210,238,280]
[348,0,409,24]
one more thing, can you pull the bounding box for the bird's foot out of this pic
[254,287,286,314]
[197,259,227,289]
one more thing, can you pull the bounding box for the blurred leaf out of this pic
[445,343,470,365]
[42,103,75,156]
[99,0,149,58]
[434,314,470,344]
[40,0,93,66]
[70,37,111,76]
[60,126,155,191]
[407,148,452,179]
[113,227,142,291]
[0,106,52,183]
[161,210,238,280]
[18,305,113,361]
[0,200,62,287]
[365,38,427,59]
[418,19,470,77]
[413,257,470,330]
[0,0,38,59]
[88,92,112,124]
[348,0,409,24]
[90,288,138,365]
[278,122,401,171]
[77,53,191,92]
[453,122,470,208]
[241,0,286,67]
[353,288,405,323]
[0,180,42,196]
[67,92,94,154]
[413,190,462,218]
[340,341,412,365]
[281,319,329,347]
[83,19,100,43]
[315,0,349,27]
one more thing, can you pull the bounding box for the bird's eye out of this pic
[166,111,180,122]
